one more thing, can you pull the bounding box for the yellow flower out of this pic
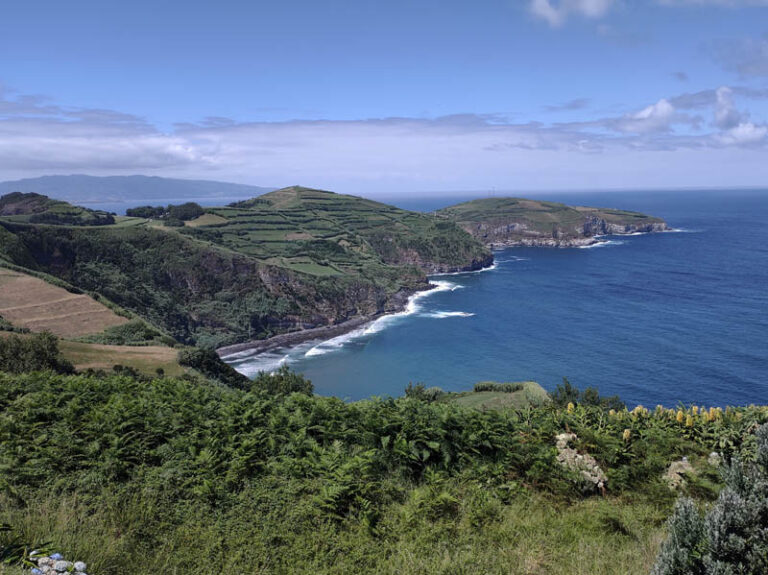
[567,402,575,413]
[686,414,694,427]
[622,429,631,442]
[676,410,684,423]
[692,406,699,415]
[609,409,616,417]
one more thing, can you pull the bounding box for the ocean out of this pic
[225,189,768,408]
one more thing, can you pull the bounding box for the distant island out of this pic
[0,174,275,205]
[0,184,668,356]
[437,197,668,248]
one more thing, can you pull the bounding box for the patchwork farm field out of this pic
[181,186,487,277]
[0,269,128,338]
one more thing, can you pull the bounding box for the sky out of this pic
[0,0,767,194]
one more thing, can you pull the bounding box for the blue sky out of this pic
[1,0,767,194]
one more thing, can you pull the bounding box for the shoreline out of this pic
[218,258,496,361]
[217,311,398,359]
[218,226,670,363]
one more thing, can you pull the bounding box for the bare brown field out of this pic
[0,269,128,337]
[58,340,186,376]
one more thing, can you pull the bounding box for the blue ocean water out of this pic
[228,189,768,407]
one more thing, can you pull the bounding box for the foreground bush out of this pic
[1,369,766,573]
[652,424,768,575]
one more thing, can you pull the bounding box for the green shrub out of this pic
[405,383,444,402]
[652,423,768,575]
[551,377,625,411]
[178,347,251,390]
[0,333,73,374]
[252,365,313,396]
[77,320,168,346]
[473,382,523,393]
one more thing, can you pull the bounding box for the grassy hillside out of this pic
[0,192,114,226]
[0,187,490,348]
[1,368,766,574]
[192,186,492,275]
[437,197,667,247]
[443,381,551,410]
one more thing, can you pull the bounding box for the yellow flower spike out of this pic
[676,410,685,423]
[692,406,699,415]
[622,428,631,442]
[567,402,575,413]
[609,409,616,417]
[686,414,694,427]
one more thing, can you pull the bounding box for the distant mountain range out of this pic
[0,175,275,206]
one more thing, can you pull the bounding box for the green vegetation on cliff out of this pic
[437,197,667,246]
[0,187,490,347]
[0,366,766,574]
[0,192,114,226]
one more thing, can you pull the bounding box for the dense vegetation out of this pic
[1,364,766,574]
[653,425,768,575]
[0,333,74,375]
[125,201,204,224]
[0,187,490,348]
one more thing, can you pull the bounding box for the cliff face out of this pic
[0,223,438,347]
[437,198,668,248]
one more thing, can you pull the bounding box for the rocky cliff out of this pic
[436,198,668,248]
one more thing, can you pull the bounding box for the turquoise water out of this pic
[226,190,768,407]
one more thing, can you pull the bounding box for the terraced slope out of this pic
[437,197,667,247]
[187,186,492,275]
[0,268,128,337]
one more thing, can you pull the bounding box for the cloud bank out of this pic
[0,84,766,192]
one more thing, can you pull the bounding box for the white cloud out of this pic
[529,0,614,27]
[714,86,745,129]
[0,86,766,192]
[531,0,768,28]
[657,1,768,5]
[616,99,677,133]
[717,122,768,145]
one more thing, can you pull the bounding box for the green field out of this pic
[444,381,551,410]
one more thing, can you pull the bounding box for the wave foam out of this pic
[303,279,457,357]
[425,311,475,319]
[664,228,700,233]
[431,261,498,277]
[578,240,625,249]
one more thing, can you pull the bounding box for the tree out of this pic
[0,332,74,374]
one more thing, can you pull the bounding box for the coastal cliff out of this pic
[437,198,668,248]
[0,188,492,349]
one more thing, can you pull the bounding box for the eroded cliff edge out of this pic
[436,198,668,248]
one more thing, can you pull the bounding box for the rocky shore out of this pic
[218,255,495,360]
[482,220,668,249]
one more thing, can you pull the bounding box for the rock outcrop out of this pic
[663,457,696,490]
[555,432,608,493]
